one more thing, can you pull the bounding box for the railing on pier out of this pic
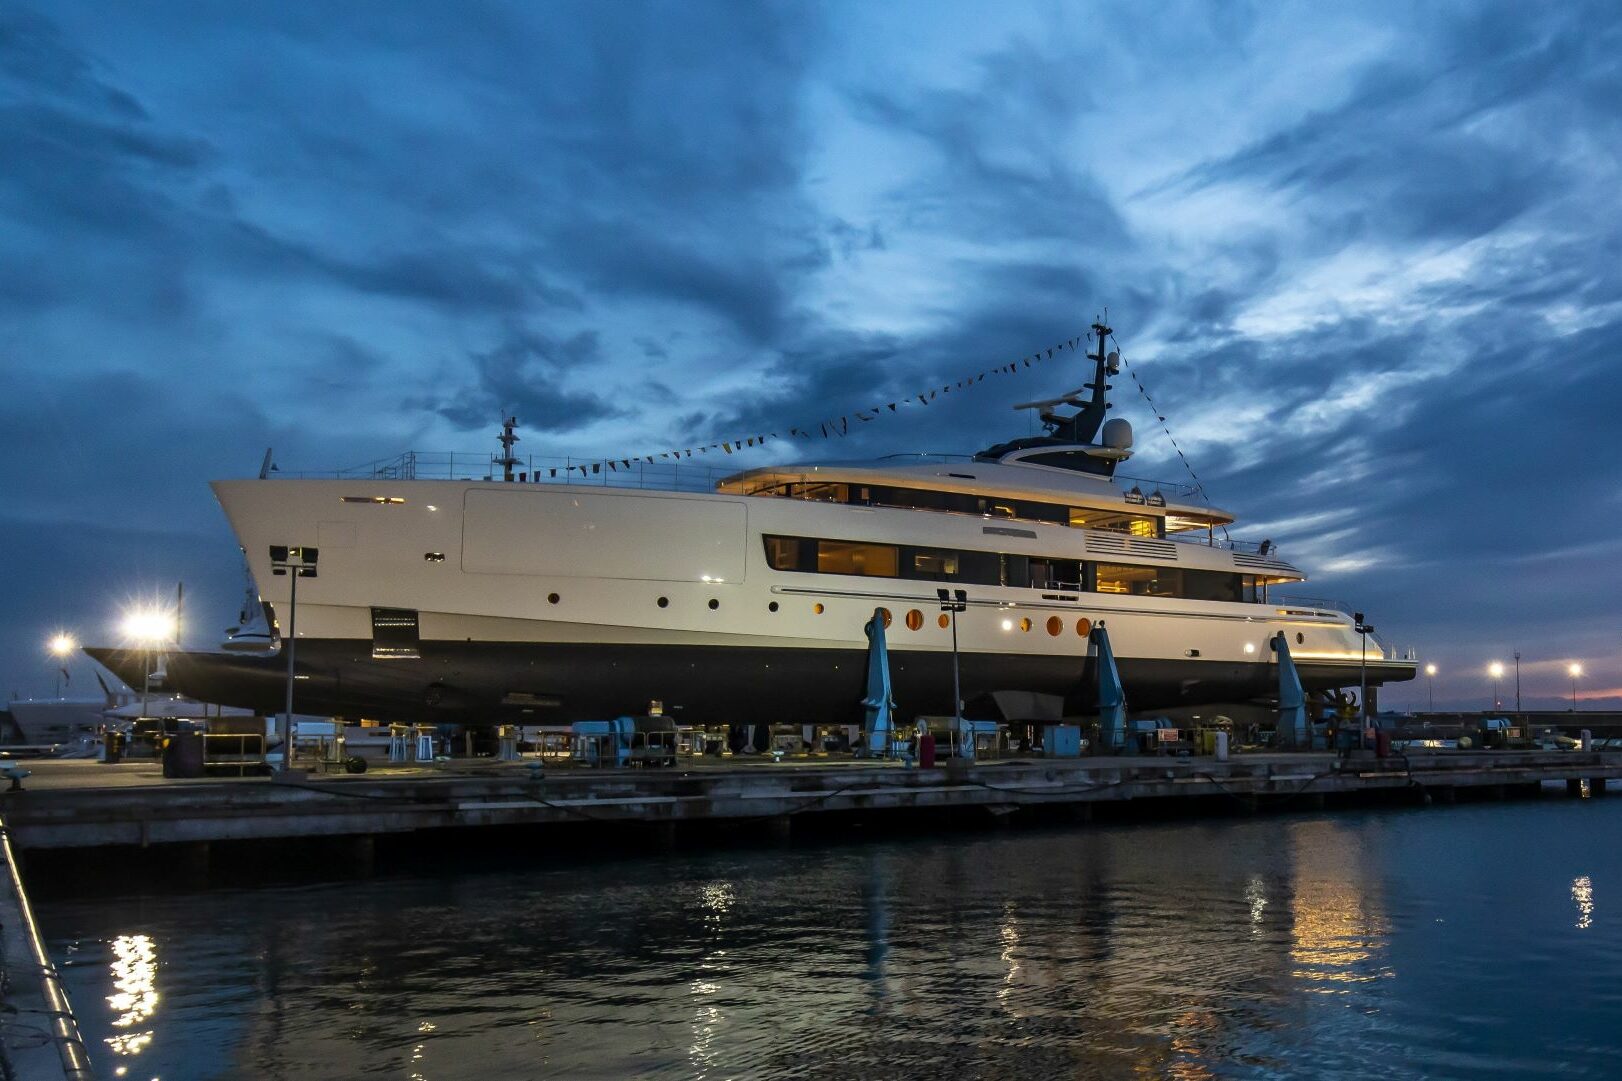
[0,814,92,1079]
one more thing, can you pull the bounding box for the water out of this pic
[39,796,1622,1080]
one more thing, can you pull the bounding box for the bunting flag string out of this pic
[1108,331,1229,541]
[540,331,1089,476]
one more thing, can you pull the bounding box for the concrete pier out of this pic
[3,750,1620,854]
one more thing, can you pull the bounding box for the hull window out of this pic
[371,607,421,660]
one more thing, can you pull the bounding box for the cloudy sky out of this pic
[3,1,1619,709]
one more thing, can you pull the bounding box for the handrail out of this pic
[0,816,94,1080]
[274,450,1206,501]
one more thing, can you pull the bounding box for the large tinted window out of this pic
[761,535,1248,603]
[1095,564,1175,596]
[817,541,899,577]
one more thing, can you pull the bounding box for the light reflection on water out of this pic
[43,797,1622,1080]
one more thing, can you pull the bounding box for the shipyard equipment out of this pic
[1089,622,1127,752]
[859,608,906,758]
[1272,631,1310,749]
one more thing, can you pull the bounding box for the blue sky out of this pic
[3,1,1619,709]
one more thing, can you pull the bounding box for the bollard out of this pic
[1214,731,1230,762]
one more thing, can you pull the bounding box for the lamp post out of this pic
[1354,612,1373,748]
[48,634,75,700]
[1513,650,1522,713]
[936,588,968,757]
[269,545,318,772]
[1424,662,1437,711]
[121,608,175,717]
[1569,662,1583,711]
[1488,662,1504,711]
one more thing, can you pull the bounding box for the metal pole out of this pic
[1572,675,1578,712]
[950,609,961,724]
[1359,630,1368,750]
[282,565,297,771]
[140,647,150,717]
[1513,651,1521,713]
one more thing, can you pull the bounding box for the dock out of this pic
[4,749,1620,855]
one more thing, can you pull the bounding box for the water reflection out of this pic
[105,933,157,1059]
[1573,875,1594,930]
[43,799,1622,1080]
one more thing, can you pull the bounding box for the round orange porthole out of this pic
[1046,616,1063,637]
[813,603,825,615]
[1076,617,1092,637]
[938,613,950,629]
[906,609,924,631]
[878,608,892,628]
[1019,617,1032,632]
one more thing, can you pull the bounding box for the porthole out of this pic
[708,599,720,610]
[1019,617,1032,633]
[1046,616,1063,637]
[813,603,824,615]
[657,596,669,608]
[547,593,560,605]
[878,608,892,628]
[938,614,950,629]
[1296,632,1305,644]
[1076,617,1092,637]
[906,609,923,631]
[768,601,779,613]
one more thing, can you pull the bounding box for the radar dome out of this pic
[1102,417,1134,450]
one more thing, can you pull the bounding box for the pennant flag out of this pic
[592,463,601,474]
[723,443,733,453]
[549,467,557,477]
[887,403,897,411]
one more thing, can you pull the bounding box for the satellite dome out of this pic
[1102,417,1134,449]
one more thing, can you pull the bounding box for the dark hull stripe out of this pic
[88,641,1414,726]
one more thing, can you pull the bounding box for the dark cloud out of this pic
[423,327,619,432]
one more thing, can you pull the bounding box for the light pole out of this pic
[937,588,968,756]
[269,545,319,772]
[1569,662,1583,711]
[48,634,75,699]
[1513,650,1522,713]
[121,608,175,717]
[1424,662,1437,711]
[1354,612,1373,748]
[1488,662,1504,711]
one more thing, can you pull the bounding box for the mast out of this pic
[1069,320,1115,445]
[494,416,521,482]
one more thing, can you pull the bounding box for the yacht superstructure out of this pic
[89,322,1415,724]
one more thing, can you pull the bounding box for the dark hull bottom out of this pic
[88,641,1414,727]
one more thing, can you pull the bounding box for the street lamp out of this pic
[269,545,319,771]
[1354,612,1374,747]
[1488,662,1504,711]
[1513,650,1522,713]
[121,607,176,716]
[936,588,968,758]
[1569,662,1583,711]
[1424,662,1437,711]
[48,634,76,699]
